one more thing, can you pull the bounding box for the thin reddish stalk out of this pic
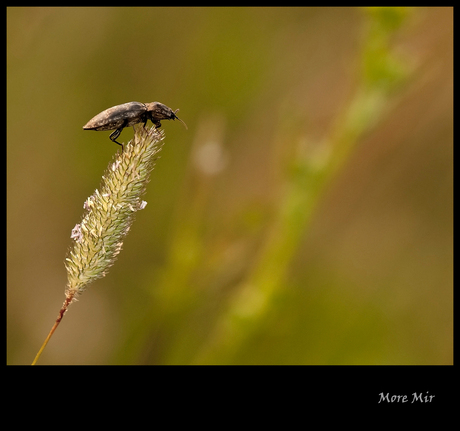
[31,292,75,365]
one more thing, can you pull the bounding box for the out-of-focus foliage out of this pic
[7,7,452,364]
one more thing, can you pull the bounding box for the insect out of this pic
[83,101,187,150]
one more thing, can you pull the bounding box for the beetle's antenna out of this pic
[173,109,188,130]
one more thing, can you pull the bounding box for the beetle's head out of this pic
[147,102,188,130]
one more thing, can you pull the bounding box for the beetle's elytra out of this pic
[83,101,187,150]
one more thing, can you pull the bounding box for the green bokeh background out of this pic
[7,7,452,365]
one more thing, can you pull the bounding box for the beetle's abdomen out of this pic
[83,102,147,131]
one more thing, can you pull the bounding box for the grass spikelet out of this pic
[32,125,165,365]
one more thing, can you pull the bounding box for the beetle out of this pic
[83,101,187,150]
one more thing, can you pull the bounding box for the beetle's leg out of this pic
[109,128,124,152]
[154,121,162,129]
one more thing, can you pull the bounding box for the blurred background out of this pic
[7,7,452,365]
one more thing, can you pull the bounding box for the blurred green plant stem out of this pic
[193,8,411,363]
